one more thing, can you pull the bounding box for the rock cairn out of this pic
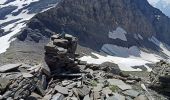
[44,34,79,73]
[149,60,170,96]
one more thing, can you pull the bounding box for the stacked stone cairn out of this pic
[149,60,170,96]
[44,34,79,74]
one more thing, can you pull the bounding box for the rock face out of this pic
[18,0,170,50]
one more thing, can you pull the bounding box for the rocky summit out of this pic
[0,34,169,100]
[1,0,170,100]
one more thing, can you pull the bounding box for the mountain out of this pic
[18,0,170,52]
[1,0,170,72]
[0,0,60,53]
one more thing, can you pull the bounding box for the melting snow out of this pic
[80,52,155,72]
[149,36,170,57]
[0,23,26,53]
[108,27,127,41]
[81,43,161,72]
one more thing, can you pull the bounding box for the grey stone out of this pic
[83,95,90,100]
[134,95,148,100]
[6,97,13,100]
[62,80,70,86]
[113,93,125,100]
[125,96,133,100]
[107,93,125,100]
[77,86,90,97]
[93,84,103,92]
[51,93,64,100]
[53,39,68,47]
[0,78,11,92]
[2,91,13,99]
[51,34,60,40]
[0,64,22,72]
[122,90,140,98]
[93,91,100,99]
[107,79,132,90]
[102,87,112,95]
[43,94,52,100]
[21,72,33,78]
[65,34,73,41]
[42,75,47,90]
[70,97,78,100]
[55,85,69,95]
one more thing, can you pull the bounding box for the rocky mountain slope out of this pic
[18,0,170,51]
[0,0,60,53]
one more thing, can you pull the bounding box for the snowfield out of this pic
[79,52,155,72]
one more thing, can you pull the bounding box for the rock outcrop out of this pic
[0,35,168,100]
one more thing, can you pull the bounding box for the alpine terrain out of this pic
[0,0,170,99]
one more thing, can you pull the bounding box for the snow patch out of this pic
[138,34,143,40]
[149,36,170,57]
[0,23,26,54]
[108,27,127,41]
[79,52,154,72]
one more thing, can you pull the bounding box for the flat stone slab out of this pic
[21,73,33,78]
[77,86,90,97]
[122,90,140,98]
[0,64,22,72]
[51,93,64,100]
[107,93,125,100]
[107,79,132,90]
[55,85,69,95]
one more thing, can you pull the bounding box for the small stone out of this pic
[51,93,64,100]
[125,96,133,100]
[42,75,47,90]
[0,78,11,92]
[122,90,139,98]
[70,97,78,100]
[22,73,33,78]
[93,91,100,99]
[93,84,103,92]
[77,86,90,97]
[126,80,136,84]
[62,80,70,86]
[69,91,73,97]
[55,85,69,95]
[43,94,52,100]
[30,92,42,99]
[113,93,125,100]
[102,87,112,95]
[0,64,22,72]
[51,34,60,40]
[64,34,74,40]
[107,79,132,90]
[83,95,90,100]
[107,93,125,100]
[6,97,13,100]
[134,95,148,100]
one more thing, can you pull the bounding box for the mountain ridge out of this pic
[18,0,170,51]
